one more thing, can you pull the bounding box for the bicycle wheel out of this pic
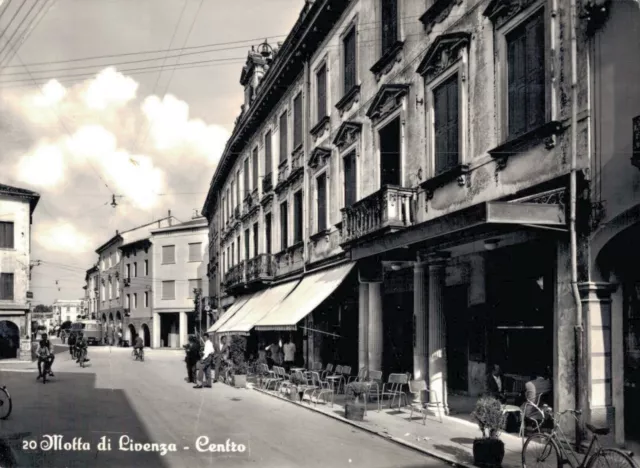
[522,432,561,468]
[587,448,638,468]
[0,387,12,420]
[80,352,86,368]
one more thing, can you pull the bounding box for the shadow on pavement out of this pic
[432,443,474,465]
[0,370,170,468]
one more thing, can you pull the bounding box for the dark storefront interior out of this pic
[383,267,413,376]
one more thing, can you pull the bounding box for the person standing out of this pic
[213,335,229,383]
[486,364,506,403]
[194,333,214,389]
[283,335,296,373]
[265,338,283,369]
[184,335,200,383]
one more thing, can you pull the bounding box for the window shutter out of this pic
[447,77,459,170]
[279,113,288,163]
[294,192,303,243]
[244,228,250,260]
[293,94,303,148]
[280,202,288,250]
[343,29,356,91]
[265,213,272,254]
[317,173,327,232]
[317,65,327,121]
[265,131,272,174]
[252,147,259,192]
[243,159,250,195]
[344,152,356,207]
[381,0,398,55]
[0,222,13,249]
[236,170,241,206]
[508,32,527,138]
[434,83,448,174]
[253,223,259,256]
[526,14,545,130]
[0,273,13,300]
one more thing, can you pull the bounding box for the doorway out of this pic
[446,285,469,392]
[0,321,19,359]
[379,117,401,187]
[159,313,179,348]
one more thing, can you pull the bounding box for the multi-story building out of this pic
[202,0,640,448]
[53,299,84,324]
[0,183,39,359]
[94,214,176,344]
[150,216,208,349]
[83,265,99,320]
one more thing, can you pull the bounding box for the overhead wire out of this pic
[0,0,27,49]
[0,0,42,66]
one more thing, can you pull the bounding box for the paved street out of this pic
[0,346,441,468]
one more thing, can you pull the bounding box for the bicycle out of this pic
[522,405,636,467]
[0,385,12,419]
[77,348,87,368]
[132,347,144,362]
[40,356,53,384]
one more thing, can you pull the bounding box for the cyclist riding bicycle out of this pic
[133,335,144,358]
[36,333,54,380]
[75,332,89,363]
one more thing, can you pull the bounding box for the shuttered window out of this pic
[279,112,288,163]
[381,0,398,56]
[343,28,357,92]
[265,213,272,255]
[161,280,175,300]
[252,146,259,192]
[244,228,250,260]
[253,222,259,256]
[316,173,327,232]
[343,151,357,207]
[264,131,272,175]
[433,74,459,175]
[243,158,250,195]
[293,191,303,244]
[236,238,240,264]
[0,222,14,249]
[0,273,13,300]
[293,93,303,149]
[236,170,241,207]
[188,242,202,262]
[507,12,545,139]
[316,64,327,121]
[280,201,288,250]
[162,245,176,264]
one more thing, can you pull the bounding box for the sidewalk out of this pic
[251,384,523,468]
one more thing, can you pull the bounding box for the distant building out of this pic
[53,299,84,324]
[150,216,208,349]
[83,265,99,320]
[0,183,39,359]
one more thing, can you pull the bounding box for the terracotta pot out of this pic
[233,374,247,388]
[345,402,365,421]
[472,438,505,468]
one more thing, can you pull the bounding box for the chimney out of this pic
[168,210,173,226]
[116,230,119,235]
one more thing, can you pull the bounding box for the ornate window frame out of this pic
[370,0,405,81]
[484,0,555,144]
[333,121,362,211]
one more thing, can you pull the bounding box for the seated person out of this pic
[522,367,552,418]
[486,364,506,403]
[133,335,144,356]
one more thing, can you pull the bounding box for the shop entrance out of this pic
[446,284,469,392]
[159,312,179,348]
[383,267,414,376]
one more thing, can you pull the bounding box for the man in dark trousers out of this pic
[213,335,229,383]
[184,335,201,383]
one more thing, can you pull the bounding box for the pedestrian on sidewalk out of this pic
[184,335,200,383]
[283,334,295,373]
[194,333,214,389]
[213,335,229,383]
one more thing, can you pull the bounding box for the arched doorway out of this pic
[108,312,114,323]
[116,311,122,322]
[101,313,107,324]
[141,324,150,347]
[127,324,136,344]
[0,321,20,359]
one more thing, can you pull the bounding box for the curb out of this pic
[251,386,475,468]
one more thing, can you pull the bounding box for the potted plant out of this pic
[228,336,248,388]
[471,396,506,467]
[288,373,305,402]
[344,382,368,421]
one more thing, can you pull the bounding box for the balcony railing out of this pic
[277,160,289,185]
[246,254,274,283]
[291,147,303,175]
[262,172,273,193]
[224,261,246,290]
[340,185,416,245]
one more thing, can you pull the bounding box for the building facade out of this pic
[150,217,208,349]
[120,236,153,347]
[53,299,84,324]
[83,265,99,320]
[0,183,39,359]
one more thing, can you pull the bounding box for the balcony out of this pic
[234,206,241,219]
[224,261,246,292]
[246,254,274,284]
[277,160,289,186]
[242,190,259,219]
[340,185,416,246]
[273,242,304,277]
[290,146,304,180]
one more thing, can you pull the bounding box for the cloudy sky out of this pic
[0,0,301,305]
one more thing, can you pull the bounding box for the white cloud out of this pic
[35,222,92,253]
[81,67,138,110]
[16,143,65,188]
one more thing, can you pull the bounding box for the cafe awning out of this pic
[254,262,355,332]
[217,279,300,336]
[206,294,251,334]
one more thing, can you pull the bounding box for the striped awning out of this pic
[206,294,251,334]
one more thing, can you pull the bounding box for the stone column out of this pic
[579,281,617,444]
[152,312,161,349]
[368,282,383,372]
[428,252,450,414]
[413,254,428,384]
[358,282,370,372]
[179,311,188,348]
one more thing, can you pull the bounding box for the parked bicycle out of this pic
[522,405,636,467]
[132,347,144,362]
[0,385,12,419]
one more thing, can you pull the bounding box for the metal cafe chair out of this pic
[408,379,443,424]
[309,371,334,407]
[379,373,409,411]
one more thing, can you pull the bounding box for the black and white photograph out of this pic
[0,0,638,466]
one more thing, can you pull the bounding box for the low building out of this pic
[0,183,39,359]
[53,299,84,324]
[150,217,208,349]
[83,265,99,320]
